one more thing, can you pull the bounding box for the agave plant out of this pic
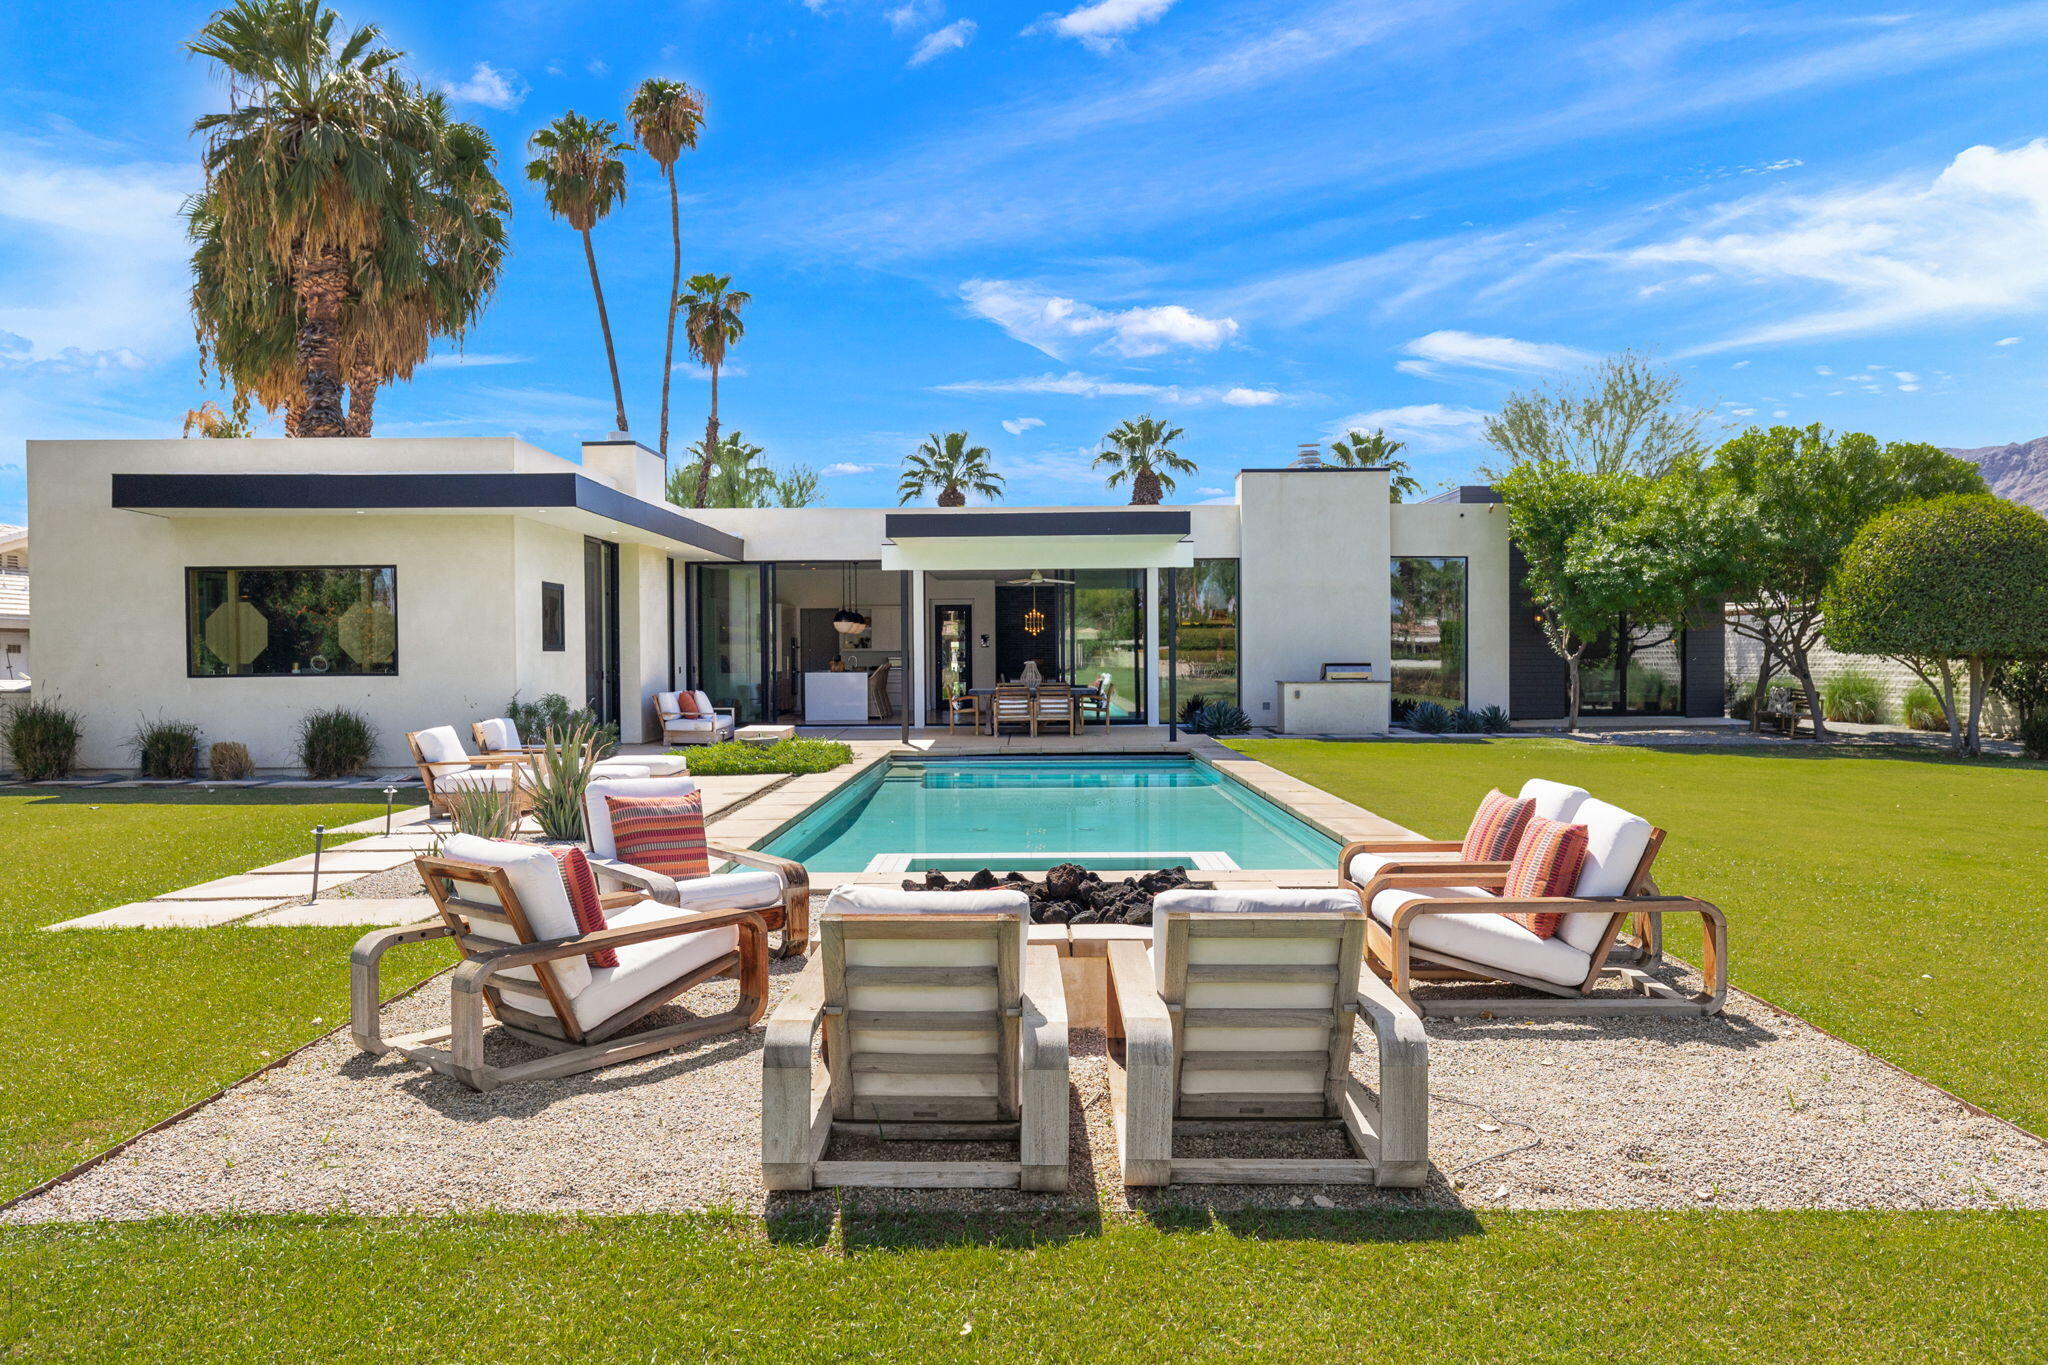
[1186,700,1252,736]
[1447,707,1485,734]
[444,783,518,840]
[525,722,603,841]
[1477,704,1512,733]
[1406,701,1452,734]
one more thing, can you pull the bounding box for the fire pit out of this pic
[901,862,1193,925]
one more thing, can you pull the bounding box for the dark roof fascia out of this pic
[884,509,1192,539]
[110,472,743,559]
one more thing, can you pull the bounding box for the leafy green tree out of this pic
[664,432,821,509]
[528,111,633,436]
[1823,495,2048,755]
[678,272,749,508]
[899,432,1003,507]
[1330,427,1421,501]
[1714,425,1988,740]
[775,466,822,508]
[1482,350,1711,479]
[627,77,704,462]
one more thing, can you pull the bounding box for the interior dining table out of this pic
[960,684,1104,733]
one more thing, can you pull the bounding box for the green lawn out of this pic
[1229,737,2048,1133]
[2,1211,2044,1361]
[0,789,450,1197]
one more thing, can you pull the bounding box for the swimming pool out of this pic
[762,756,1341,873]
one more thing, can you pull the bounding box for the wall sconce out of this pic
[978,633,991,649]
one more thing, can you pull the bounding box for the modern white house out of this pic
[22,436,1724,771]
[0,522,28,686]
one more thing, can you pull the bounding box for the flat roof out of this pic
[884,509,1192,540]
[109,472,744,559]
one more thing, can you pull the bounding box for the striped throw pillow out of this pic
[1461,788,1535,863]
[606,791,711,882]
[1500,815,1589,939]
[546,845,617,968]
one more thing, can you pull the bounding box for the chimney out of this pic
[1288,442,1326,470]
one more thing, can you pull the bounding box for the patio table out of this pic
[962,685,1102,735]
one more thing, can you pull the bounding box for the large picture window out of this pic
[1160,558,1239,713]
[186,566,398,678]
[1390,557,1466,707]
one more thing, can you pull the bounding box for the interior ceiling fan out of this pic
[1002,569,1076,586]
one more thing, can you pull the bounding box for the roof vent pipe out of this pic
[1289,442,1326,469]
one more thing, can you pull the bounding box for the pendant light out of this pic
[832,562,868,634]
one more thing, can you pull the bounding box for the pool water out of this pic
[763,757,1341,873]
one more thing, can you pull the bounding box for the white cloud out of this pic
[1815,365,1834,375]
[1327,403,1489,452]
[1001,416,1046,434]
[910,19,977,65]
[822,462,875,476]
[1397,329,1594,378]
[1220,387,1281,406]
[935,371,1286,406]
[1729,407,1757,416]
[961,279,1237,359]
[1731,359,1750,368]
[672,362,750,380]
[586,58,610,77]
[422,351,530,368]
[1892,370,1918,382]
[439,62,527,112]
[887,0,945,32]
[1628,139,2048,350]
[1996,336,2022,345]
[1897,384,1920,392]
[1029,0,1178,53]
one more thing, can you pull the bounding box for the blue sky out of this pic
[3,0,2047,523]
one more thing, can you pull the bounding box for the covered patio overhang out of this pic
[879,509,1193,573]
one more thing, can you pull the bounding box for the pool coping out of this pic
[701,735,1421,889]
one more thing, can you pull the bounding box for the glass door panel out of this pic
[931,604,971,719]
[1071,569,1143,720]
[693,564,764,723]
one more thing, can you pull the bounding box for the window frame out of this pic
[1388,554,1469,710]
[183,563,401,680]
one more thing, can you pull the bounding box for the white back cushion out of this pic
[1556,797,1655,952]
[824,886,1031,961]
[413,725,471,774]
[583,775,700,861]
[1150,886,1356,997]
[438,833,591,997]
[691,690,718,718]
[655,691,684,720]
[1518,778,1590,823]
[475,717,520,751]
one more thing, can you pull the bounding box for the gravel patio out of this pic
[12,942,2045,1223]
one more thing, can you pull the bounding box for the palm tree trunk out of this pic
[657,165,681,461]
[693,364,719,508]
[1131,467,1162,505]
[581,227,630,436]
[937,483,965,507]
[293,247,350,437]
[344,355,380,437]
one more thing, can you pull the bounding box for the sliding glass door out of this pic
[1069,569,1144,720]
[692,563,766,723]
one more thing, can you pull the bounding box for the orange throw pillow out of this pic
[673,691,699,718]
[547,845,617,968]
[1460,788,1536,863]
[606,791,711,881]
[1500,815,1589,939]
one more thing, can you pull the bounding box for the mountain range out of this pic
[1945,436,2048,511]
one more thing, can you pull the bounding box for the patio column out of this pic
[1144,565,1160,726]
[907,568,926,734]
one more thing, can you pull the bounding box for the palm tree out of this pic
[1331,427,1422,501]
[627,78,704,465]
[899,432,1003,507]
[186,0,417,436]
[678,273,750,507]
[1096,414,1195,504]
[528,111,632,436]
[186,11,508,437]
[182,401,253,438]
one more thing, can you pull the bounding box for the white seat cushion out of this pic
[475,717,520,751]
[414,725,472,776]
[669,868,785,913]
[1346,847,1462,885]
[589,760,654,780]
[1369,885,1591,987]
[438,768,515,793]
[624,754,690,777]
[500,897,737,1032]
[664,717,720,733]
[440,833,592,998]
[1517,779,1590,823]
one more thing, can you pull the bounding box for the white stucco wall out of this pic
[1390,500,1511,714]
[1236,469,1393,726]
[28,438,604,771]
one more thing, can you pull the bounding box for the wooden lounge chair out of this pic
[1354,797,1728,1018]
[349,833,769,1091]
[657,690,737,746]
[1106,888,1429,1188]
[945,692,980,733]
[472,717,686,777]
[406,725,535,818]
[762,887,1069,1192]
[581,775,811,958]
[990,683,1035,735]
[1034,683,1079,736]
[1338,778,1591,896]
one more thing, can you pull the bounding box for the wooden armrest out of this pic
[763,961,826,1071]
[1019,945,1070,1073]
[597,890,641,910]
[1342,838,1462,857]
[588,856,680,905]
[1107,939,1173,1057]
[706,843,808,890]
[459,753,532,768]
[1357,971,1428,1071]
